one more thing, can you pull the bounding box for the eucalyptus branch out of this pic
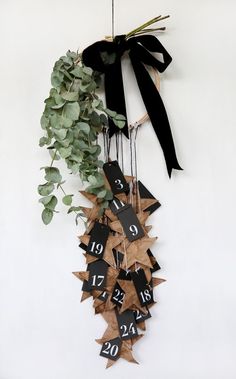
[38,50,125,225]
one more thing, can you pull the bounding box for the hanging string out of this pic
[111,0,115,39]
[120,132,124,172]
[133,126,141,213]
[128,127,134,207]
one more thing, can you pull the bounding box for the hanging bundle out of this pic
[38,11,182,367]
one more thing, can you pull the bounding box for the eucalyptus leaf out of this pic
[59,146,72,159]
[97,189,106,198]
[53,128,67,140]
[42,208,53,225]
[44,167,62,183]
[61,91,79,101]
[113,119,126,129]
[64,102,80,120]
[77,122,90,134]
[51,102,66,110]
[38,182,54,196]
[45,195,58,210]
[70,66,84,78]
[83,66,93,76]
[39,195,53,205]
[62,194,73,206]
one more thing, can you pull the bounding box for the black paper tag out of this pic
[103,160,129,195]
[79,242,87,251]
[138,180,161,214]
[118,269,131,280]
[113,250,124,267]
[109,197,128,215]
[98,291,109,302]
[116,309,138,340]
[116,204,145,242]
[111,282,125,307]
[133,308,152,324]
[100,337,122,361]
[131,269,154,306]
[87,222,110,258]
[147,249,161,273]
[82,279,92,293]
[88,260,108,290]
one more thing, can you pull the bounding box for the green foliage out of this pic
[38,50,125,225]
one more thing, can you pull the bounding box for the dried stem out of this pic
[126,15,170,38]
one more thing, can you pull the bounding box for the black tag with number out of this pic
[118,269,131,280]
[88,260,108,290]
[133,308,152,324]
[116,309,138,340]
[113,250,124,267]
[82,279,92,293]
[131,269,154,306]
[109,197,128,215]
[138,180,161,214]
[100,337,122,361]
[103,160,129,195]
[98,291,109,302]
[147,249,161,273]
[87,222,110,258]
[79,242,87,251]
[111,282,125,307]
[116,204,145,242]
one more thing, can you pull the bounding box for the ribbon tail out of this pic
[130,52,182,177]
[104,60,129,139]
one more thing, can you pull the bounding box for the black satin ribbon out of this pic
[82,34,182,177]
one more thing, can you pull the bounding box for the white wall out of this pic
[1,0,236,378]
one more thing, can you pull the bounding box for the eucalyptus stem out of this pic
[126,15,170,38]
[50,149,58,167]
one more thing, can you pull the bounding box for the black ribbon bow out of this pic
[82,34,182,177]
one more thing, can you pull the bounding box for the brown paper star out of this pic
[117,278,149,313]
[119,236,157,269]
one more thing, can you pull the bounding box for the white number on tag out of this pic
[90,242,104,255]
[92,275,105,287]
[120,322,136,337]
[114,179,124,190]
[129,224,138,236]
[113,289,125,304]
[140,289,152,303]
[102,342,119,357]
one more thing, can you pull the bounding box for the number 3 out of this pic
[114,179,124,190]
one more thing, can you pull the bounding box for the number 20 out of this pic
[102,342,118,357]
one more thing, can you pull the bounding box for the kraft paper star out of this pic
[118,237,157,269]
[117,278,149,313]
